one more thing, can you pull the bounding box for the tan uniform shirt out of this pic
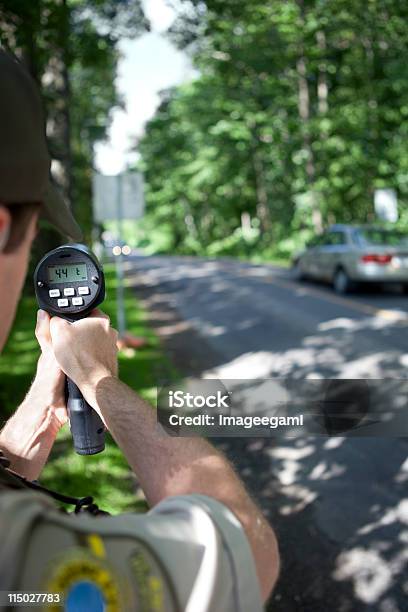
[0,485,263,612]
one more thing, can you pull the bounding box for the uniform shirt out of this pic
[0,483,263,612]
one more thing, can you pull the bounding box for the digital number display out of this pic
[47,263,88,284]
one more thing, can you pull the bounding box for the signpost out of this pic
[92,172,144,223]
[92,171,145,337]
[374,188,398,223]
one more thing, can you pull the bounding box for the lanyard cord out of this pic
[0,451,109,516]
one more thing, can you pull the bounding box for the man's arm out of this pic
[0,311,67,480]
[91,376,279,600]
[49,312,280,600]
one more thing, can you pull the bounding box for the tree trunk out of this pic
[296,0,323,233]
[316,30,328,115]
[252,146,271,234]
[42,0,73,209]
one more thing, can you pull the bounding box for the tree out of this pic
[139,0,408,258]
[0,0,148,240]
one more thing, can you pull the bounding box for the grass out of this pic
[0,264,175,514]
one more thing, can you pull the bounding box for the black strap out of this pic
[0,451,109,516]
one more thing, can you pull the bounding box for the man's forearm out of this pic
[84,376,279,599]
[0,368,62,480]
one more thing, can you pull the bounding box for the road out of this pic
[125,255,408,612]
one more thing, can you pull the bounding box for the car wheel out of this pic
[333,268,353,294]
[292,260,305,281]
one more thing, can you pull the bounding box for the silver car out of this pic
[292,225,408,294]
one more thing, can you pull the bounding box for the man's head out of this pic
[0,50,82,351]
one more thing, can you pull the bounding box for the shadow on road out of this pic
[128,255,408,612]
[216,435,408,612]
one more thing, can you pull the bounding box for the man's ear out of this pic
[0,205,11,253]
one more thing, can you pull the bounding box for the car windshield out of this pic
[357,229,408,247]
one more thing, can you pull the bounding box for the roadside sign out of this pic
[374,189,398,223]
[92,172,145,222]
[92,171,145,338]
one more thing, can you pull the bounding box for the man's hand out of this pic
[0,310,69,480]
[49,310,118,396]
[35,310,67,428]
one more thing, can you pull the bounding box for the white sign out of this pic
[374,188,398,223]
[92,172,145,222]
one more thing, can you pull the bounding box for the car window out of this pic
[306,236,320,248]
[327,231,347,246]
[356,229,408,247]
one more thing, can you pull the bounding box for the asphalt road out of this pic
[125,255,408,612]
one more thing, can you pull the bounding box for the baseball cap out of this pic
[0,49,82,241]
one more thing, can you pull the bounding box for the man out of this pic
[0,50,279,610]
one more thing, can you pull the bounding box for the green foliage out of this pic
[138,0,408,260]
[0,267,174,514]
